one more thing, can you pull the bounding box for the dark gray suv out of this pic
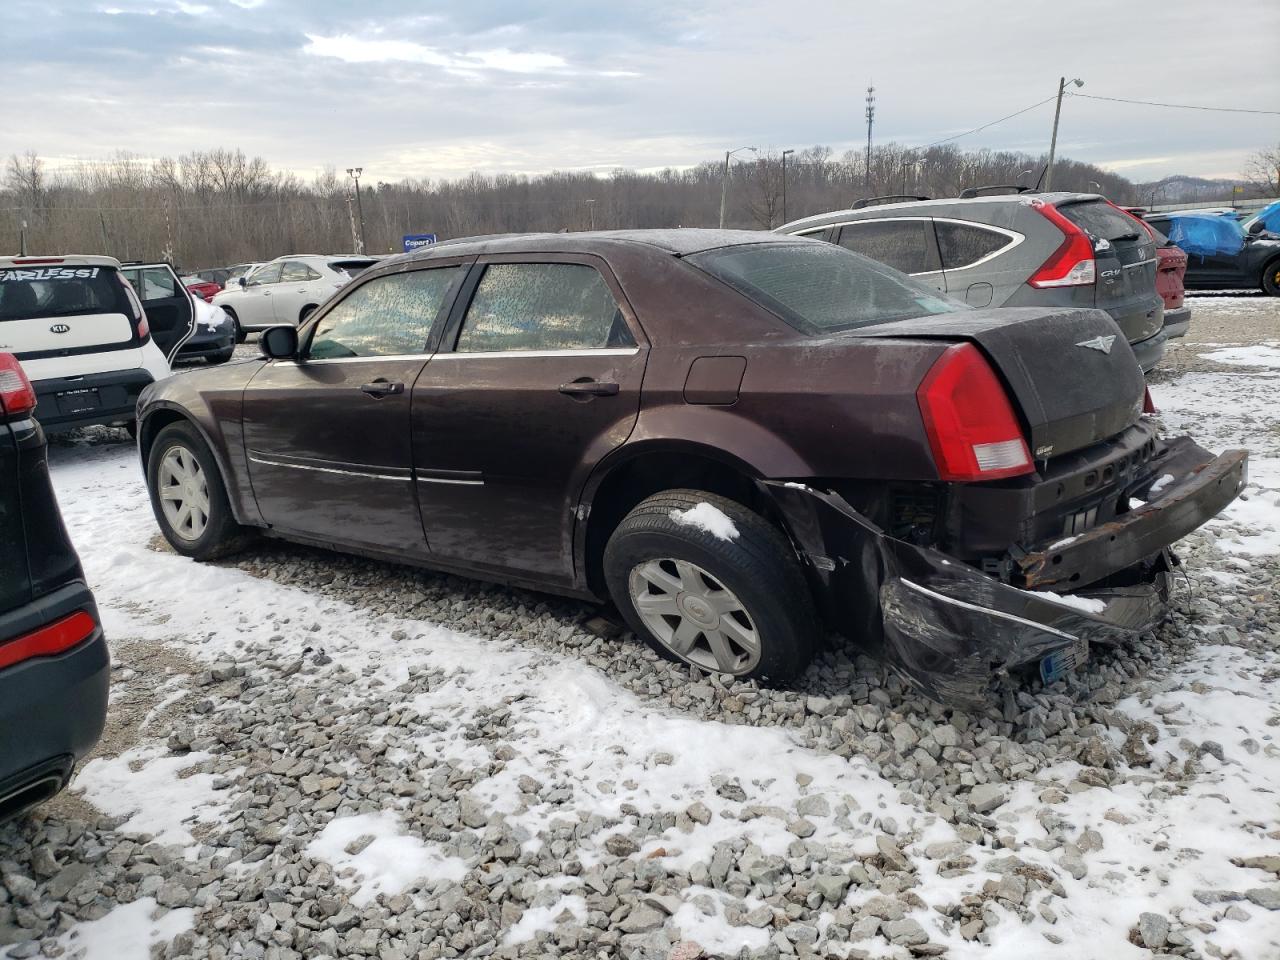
[778,191,1167,371]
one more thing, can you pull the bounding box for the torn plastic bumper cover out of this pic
[762,441,1248,707]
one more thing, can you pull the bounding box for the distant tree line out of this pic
[0,142,1214,269]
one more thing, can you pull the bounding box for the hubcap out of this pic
[628,558,761,675]
[157,444,210,541]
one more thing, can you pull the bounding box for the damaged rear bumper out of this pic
[762,441,1248,707]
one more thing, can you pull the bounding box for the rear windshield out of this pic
[329,259,376,279]
[0,265,130,322]
[1057,201,1144,243]
[687,242,965,334]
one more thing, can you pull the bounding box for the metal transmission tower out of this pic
[864,84,876,193]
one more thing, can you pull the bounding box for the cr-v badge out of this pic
[1076,335,1116,354]
[49,323,71,334]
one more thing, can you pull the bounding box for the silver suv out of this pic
[777,190,1166,371]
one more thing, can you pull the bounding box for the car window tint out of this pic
[689,242,965,334]
[308,267,461,360]
[1056,201,1144,242]
[280,262,314,282]
[134,268,177,301]
[935,222,1011,269]
[247,264,282,286]
[837,220,932,273]
[456,263,632,353]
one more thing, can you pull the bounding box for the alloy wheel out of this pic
[157,444,211,541]
[628,558,761,674]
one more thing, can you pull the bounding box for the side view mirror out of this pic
[238,276,248,288]
[260,325,299,360]
[1248,220,1266,236]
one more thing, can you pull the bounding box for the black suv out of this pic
[0,352,108,824]
[1141,212,1280,295]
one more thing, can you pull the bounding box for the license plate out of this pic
[1040,636,1089,685]
[55,387,101,415]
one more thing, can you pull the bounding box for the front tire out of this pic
[1262,259,1280,297]
[224,308,245,343]
[603,490,818,683]
[146,422,252,560]
[208,345,234,364]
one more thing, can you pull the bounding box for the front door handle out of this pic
[559,379,619,397]
[361,379,404,397]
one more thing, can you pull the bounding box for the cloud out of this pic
[302,34,568,74]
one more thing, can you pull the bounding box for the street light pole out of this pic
[585,198,596,230]
[719,146,756,229]
[1044,77,1083,193]
[781,149,794,224]
[346,167,366,253]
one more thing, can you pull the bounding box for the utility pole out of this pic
[719,146,756,229]
[1045,77,1083,192]
[18,220,27,256]
[781,149,794,224]
[346,167,366,253]
[585,198,597,230]
[864,84,876,194]
[345,196,360,254]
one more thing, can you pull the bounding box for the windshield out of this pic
[687,242,966,334]
[0,265,130,321]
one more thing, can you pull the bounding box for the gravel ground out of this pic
[1,297,1278,960]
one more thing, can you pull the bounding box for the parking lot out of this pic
[0,293,1272,959]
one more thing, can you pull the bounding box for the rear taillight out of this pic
[1143,386,1158,414]
[0,611,96,671]
[0,353,36,418]
[916,343,1034,482]
[137,315,150,339]
[1027,200,1096,288]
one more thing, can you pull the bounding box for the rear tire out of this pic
[603,489,818,683]
[1262,259,1280,297]
[299,305,316,325]
[208,346,234,364]
[146,422,253,561]
[224,308,245,343]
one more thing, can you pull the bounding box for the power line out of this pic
[1069,92,1280,116]
[918,95,1060,149]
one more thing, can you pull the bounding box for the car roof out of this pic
[0,254,122,269]
[393,229,810,266]
[776,191,1099,233]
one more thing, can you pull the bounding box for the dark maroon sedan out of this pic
[136,231,1246,704]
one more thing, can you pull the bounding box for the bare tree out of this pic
[1245,144,1280,196]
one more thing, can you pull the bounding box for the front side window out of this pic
[689,242,965,334]
[308,267,461,360]
[837,220,934,274]
[247,264,282,287]
[935,222,1014,270]
[455,263,632,353]
[132,267,178,301]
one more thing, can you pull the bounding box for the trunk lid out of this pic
[1055,199,1163,343]
[0,264,141,360]
[851,306,1146,460]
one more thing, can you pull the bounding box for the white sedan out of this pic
[212,255,377,338]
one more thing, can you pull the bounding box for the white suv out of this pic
[0,255,193,433]
[212,254,377,336]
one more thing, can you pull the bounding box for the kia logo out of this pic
[50,323,71,334]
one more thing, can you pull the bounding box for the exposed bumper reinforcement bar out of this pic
[760,441,1247,707]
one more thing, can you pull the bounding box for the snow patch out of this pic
[22,898,194,960]
[73,747,232,850]
[1149,473,1176,495]
[306,811,468,907]
[669,502,739,541]
[1032,592,1108,615]
[1199,344,1280,368]
[503,895,587,945]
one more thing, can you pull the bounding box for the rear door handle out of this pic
[559,379,619,397]
[361,379,404,397]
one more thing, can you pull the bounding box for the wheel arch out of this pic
[577,439,798,599]
[139,402,259,527]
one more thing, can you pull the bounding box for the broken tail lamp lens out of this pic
[916,343,1033,482]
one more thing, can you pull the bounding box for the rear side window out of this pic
[1056,201,1145,242]
[689,242,965,334]
[308,267,461,360]
[837,220,935,274]
[935,222,1013,269]
[456,263,632,353]
[0,266,129,321]
[281,262,321,282]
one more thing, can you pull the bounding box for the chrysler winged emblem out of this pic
[1076,335,1116,354]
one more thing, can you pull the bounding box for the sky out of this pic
[6,0,1278,186]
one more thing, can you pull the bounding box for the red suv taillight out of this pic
[0,352,36,418]
[0,611,96,671]
[916,343,1034,482]
[1027,199,1096,288]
